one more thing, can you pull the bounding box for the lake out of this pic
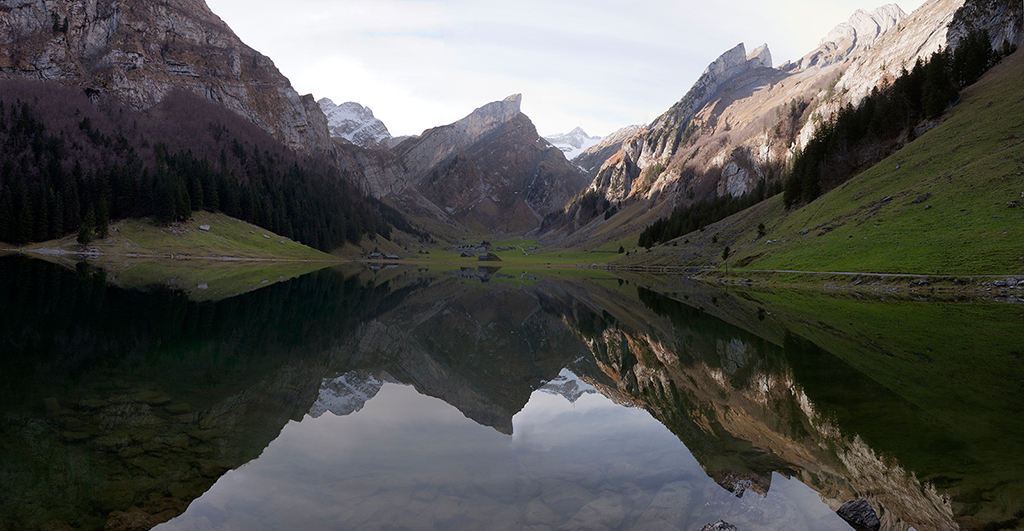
[1,255,1022,531]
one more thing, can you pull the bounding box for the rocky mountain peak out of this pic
[308,371,386,418]
[835,0,965,103]
[746,43,773,68]
[798,3,907,69]
[459,93,523,138]
[539,369,598,403]
[393,93,526,178]
[824,4,907,48]
[318,98,393,149]
[651,42,773,134]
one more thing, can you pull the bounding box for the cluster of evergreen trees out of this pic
[637,179,780,248]
[784,29,1012,207]
[0,97,396,251]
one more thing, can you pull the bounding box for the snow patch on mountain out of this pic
[318,98,393,149]
[308,370,385,418]
[539,368,598,403]
[544,127,603,161]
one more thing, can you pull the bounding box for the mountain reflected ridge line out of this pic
[3,257,1022,530]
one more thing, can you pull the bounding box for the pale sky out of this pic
[204,0,928,138]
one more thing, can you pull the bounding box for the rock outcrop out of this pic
[646,42,773,153]
[0,0,333,155]
[573,124,644,178]
[794,4,906,69]
[318,98,393,149]
[567,41,780,210]
[947,0,1024,51]
[833,0,966,108]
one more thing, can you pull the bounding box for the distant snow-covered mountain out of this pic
[539,368,598,403]
[544,127,603,161]
[318,98,393,149]
[308,370,386,418]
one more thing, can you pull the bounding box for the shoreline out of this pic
[1,246,346,264]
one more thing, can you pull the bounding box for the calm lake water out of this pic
[1,255,1022,531]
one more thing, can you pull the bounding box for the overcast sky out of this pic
[204,0,927,138]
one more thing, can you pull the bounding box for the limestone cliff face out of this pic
[788,0,973,149]
[947,0,1024,52]
[819,0,965,129]
[633,42,774,169]
[0,0,333,155]
[577,41,782,208]
[394,94,526,182]
[793,4,906,69]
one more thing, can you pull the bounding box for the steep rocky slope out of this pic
[336,94,590,236]
[573,124,644,178]
[790,4,906,70]
[622,45,1024,276]
[0,0,332,154]
[948,0,1023,50]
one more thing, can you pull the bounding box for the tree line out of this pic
[637,178,780,248]
[784,29,1013,208]
[0,88,403,251]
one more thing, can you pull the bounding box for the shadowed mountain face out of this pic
[3,257,1023,530]
[335,95,591,236]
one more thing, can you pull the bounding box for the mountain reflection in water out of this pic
[157,381,849,531]
[1,256,1022,531]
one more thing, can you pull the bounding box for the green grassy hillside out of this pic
[1,211,342,301]
[8,211,338,261]
[619,48,1024,276]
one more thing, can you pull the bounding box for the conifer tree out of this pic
[96,202,109,239]
[76,224,91,246]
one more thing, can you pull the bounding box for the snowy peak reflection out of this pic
[309,370,389,418]
[538,368,598,403]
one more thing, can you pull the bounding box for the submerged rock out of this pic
[837,498,881,531]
